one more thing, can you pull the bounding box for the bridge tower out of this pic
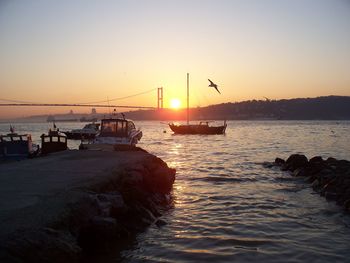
[157,87,163,110]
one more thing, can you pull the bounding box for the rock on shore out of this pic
[0,149,175,262]
[264,154,350,211]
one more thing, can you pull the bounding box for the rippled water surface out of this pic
[1,121,350,262]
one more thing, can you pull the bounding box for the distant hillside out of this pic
[8,95,350,122]
[125,95,350,120]
[198,95,350,120]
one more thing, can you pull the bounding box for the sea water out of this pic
[1,121,350,262]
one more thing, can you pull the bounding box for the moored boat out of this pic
[169,121,227,135]
[0,127,38,160]
[41,128,68,154]
[169,73,227,135]
[62,123,100,140]
[80,117,142,151]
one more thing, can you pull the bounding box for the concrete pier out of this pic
[0,149,176,262]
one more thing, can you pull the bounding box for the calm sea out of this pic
[1,121,350,262]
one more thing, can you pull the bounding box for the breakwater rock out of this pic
[264,154,350,211]
[0,149,175,262]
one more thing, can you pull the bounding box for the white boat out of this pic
[62,123,100,140]
[80,118,142,151]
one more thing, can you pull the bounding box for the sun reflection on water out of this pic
[124,120,350,263]
[6,121,349,262]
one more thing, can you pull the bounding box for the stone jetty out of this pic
[264,154,350,211]
[0,149,176,262]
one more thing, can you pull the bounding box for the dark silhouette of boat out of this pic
[40,125,67,154]
[62,123,100,140]
[169,73,227,135]
[169,121,226,135]
[0,127,39,160]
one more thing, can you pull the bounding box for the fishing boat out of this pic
[169,73,227,134]
[40,126,68,154]
[80,117,142,151]
[62,123,100,140]
[0,127,39,160]
[169,121,227,135]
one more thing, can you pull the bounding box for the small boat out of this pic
[80,117,142,151]
[0,127,39,160]
[169,121,227,135]
[169,73,227,135]
[62,123,100,140]
[41,127,67,154]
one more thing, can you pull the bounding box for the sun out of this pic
[170,98,181,109]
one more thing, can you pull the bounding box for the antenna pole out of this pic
[187,73,189,125]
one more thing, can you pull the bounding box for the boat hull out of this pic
[0,141,31,160]
[169,123,226,135]
[63,132,97,140]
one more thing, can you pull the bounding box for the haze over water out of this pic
[1,121,350,262]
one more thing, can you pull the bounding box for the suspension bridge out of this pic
[0,87,164,110]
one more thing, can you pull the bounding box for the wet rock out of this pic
[325,191,338,200]
[309,156,324,164]
[144,166,176,194]
[285,154,308,171]
[265,153,350,212]
[345,199,350,211]
[337,189,350,206]
[326,157,338,164]
[311,178,320,190]
[293,167,307,177]
[262,162,275,168]
[274,157,285,166]
[155,219,167,227]
[317,169,335,185]
[335,160,350,173]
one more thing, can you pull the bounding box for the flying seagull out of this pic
[208,79,221,94]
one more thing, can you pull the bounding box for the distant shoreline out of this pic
[1,95,350,122]
[1,119,350,124]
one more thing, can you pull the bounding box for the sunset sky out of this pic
[0,0,349,118]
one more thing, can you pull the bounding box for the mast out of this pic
[187,73,189,125]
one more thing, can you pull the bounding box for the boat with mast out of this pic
[169,73,227,135]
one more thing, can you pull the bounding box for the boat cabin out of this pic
[99,118,136,138]
[0,133,34,159]
[79,118,142,150]
[41,130,67,154]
